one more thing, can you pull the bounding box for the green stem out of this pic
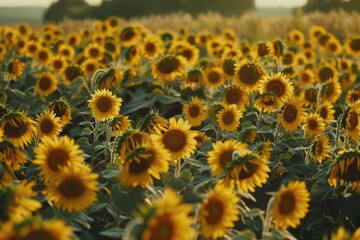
[274,122,281,145]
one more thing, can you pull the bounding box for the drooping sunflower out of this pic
[208,140,270,192]
[266,38,284,59]
[118,142,171,187]
[124,45,142,66]
[216,104,242,132]
[234,61,265,92]
[199,184,240,239]
[35,110,62,138]
[88,89,122,122]
[259,72,294,105]
[97,68,124,89]
[151,55,187,82]
[303,113,326,137]
[81,58,99,76]
[0,139,27,170]
[141,35,164,59]
[140,188,194,240]
[182,96,208,127]
[33,136,85,179]
[321,78,342,104]
[222,84,249,109]
[151,118,197,160]
[84,42,104,61]
[109,114,132,135]
[300,87,318,109]
[254,93,283,113]
[1,218,74,240]
[116,130,150,162]
[7,59,25,79]
[0,180,41,223]
[1,111,36,149]
[271,180,310,230]
[138,111,169,135]
[278,98,306,132]
[44,166,98,212]
[221,57,237,79]
[316,102,335,124]
[182,67,204,89]
[204,66,224,88]
[343,101,360,141]
[62,65,83,85]
[35,72,58,97]
[345,36,360,56]
[329,150,360,189]
[48,99,72,127]
[252,42,269,60]
[312,135,331,164]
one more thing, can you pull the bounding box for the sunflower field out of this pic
[0,13,360,240]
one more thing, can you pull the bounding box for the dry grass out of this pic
[56,10,360,41]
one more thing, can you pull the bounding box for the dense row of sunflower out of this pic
[0,17,360,239]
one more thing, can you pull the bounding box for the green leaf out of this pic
[122,94,157,114]
[162,170,192,191]
[99,228,123,238]
[101,166,121,179]
[111,186,146,215]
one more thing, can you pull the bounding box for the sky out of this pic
[0,0,308,8]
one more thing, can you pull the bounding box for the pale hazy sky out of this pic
[0,0,307,8]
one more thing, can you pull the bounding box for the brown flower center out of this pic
[162,129,186,152]
[350,39,360,52]
[86,63,96,73]
[283,104,298,123]
[24,229,57,240]
[348,111,358,131]
[222,111,235,125]
[96,96,113,112]
[38,51,48,61]
[225,88,242,105]
[308,119,318,130]
[188,105,200,118]
[89,48,100,58]
[314,141,323,156]
[222,59,236,77]
[39,76,52,90]
[278,192,296,215]
[40,119,54,134]
[145,43,156,53]
[304,88,317,103]
[238,161,258,179]
[300,72,310,83]
[52,104,66,118]
[64,66,82,82]
[237,64,262,86]
[47,149,69,172]
[318,67,334,83]
[129,150,154,174]
[205,198,224,224]
[219,150,233,168]
[181,49,193,61]
[282,53,293,65]
[150,214,174,240]
[120,28,136,41]
[53,60,63,70]
[267,79,286,97]
[208,71,221,84]
[3,118,28,139]
[58,176,85,198]
[157,57,180,74]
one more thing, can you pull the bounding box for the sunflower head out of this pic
[115,130,150,162]
[312,135,331,164]
[118,26,142,47]
[63,65,83,85]
[278,97,305,132]
[0,139,27,170]
[204,67,224,88]
[7,59,25,79]
[235,61,264,92]
[216,104,243,132]
[137,110,169,134]
[36,110,62,138]
[81,58,99,76]
[151,55,187,82]
[329,150,360,186]
[345,37,360,56]
[48,99,72,127]
[109,114,132,135]
[97,68,124,89]
[183,67,204,89]
[141,35,164,59]
[266,38,284,58]
[35,72,58,97]
[87,89,122,122]
[222,84,249,108]
[183,96,208,127]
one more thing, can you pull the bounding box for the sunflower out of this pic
[0,139,27,171]
[88,89,122,122]
[222,84,249,109]
[1,218,74,240]
[194,131,211,148]
[301,87,318,109]
[216,104,242,132]
[84,42,104,61]
[208,140,270,192]
[0,128,3,142]
[118,26,142,47]
[200,184,240,239]
[44,166,98,212]
[312,135,331,164]
[118,142,171,187]
[109,114,132,135]
[35,47,52,65]
[177,43,200,66]
[343,102,360,141]
[287,29,305,46]
[259,72,294,105]
[278,98,306,132]
[97,68,124,89]
[345,36,360,56]
[48,99,72,127]
[317,102,335,124]
[151,55,187,82]
[281,52,295,66]
[7,59,25,80]
[340,71,357,91]
[67,33,81,46]
[35,110,62,138]
[266,38,284,59]
[183,68,204,89]
[63,65,83,85]
[304,113,326,137]
[80,58,99,76]
[316,64,338,83]
[254,93,283,113]
[0,180,41,223]
[50,55,67,73]
[124,45,142,66]
[140,188,193,240]
[321,78,342,104]
[234,61,264,92]
[1,111,36,149]
[221,57,237,79]
[58,44,75,59]
[182,97,208,127]
[309,25,326,42]
[25,40,39,58]
[203,66,223,88]
[104,40,121,59]
[298,68,315,86]
[272,180,310,230]
[329,150,360,188]
[252,42,269,60]
[151,118,196,160]
[140,35,164,59]
[221,46,242,60]
[138,111,169,134]
[325,37,342,55]
[346,89,360,105]
[35,72,58,97]
[33,136,85,179]
[116,130,150,162]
